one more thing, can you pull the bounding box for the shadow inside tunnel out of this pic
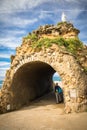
[19,91,64,111]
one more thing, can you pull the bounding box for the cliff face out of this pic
[0,22,87,114]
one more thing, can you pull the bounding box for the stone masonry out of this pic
[0,22,87,114]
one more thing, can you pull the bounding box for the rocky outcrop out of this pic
[33,22,79,39]
[33,22,79,35]
[0,22,87,114]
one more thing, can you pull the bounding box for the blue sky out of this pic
[0,0,87,81]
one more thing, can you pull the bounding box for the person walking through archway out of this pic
[54,83,63,104]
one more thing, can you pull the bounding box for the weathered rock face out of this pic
[0,22,87,114]
[33,22,79,39]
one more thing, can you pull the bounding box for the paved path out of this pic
[0,92,87,130]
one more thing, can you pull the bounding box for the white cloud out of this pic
[0,13,38,28]
[65,0,79,2]
[0,0,85,29]
[0,76,5,81]
[39,10,52,19]
[0,61,10,79]
[0,29,27,41]
[67,10,81,20]
[0,62,10,81]
[0,68,8,78]
[5,30,26,36]
[65,0,86,3]
[0,0,51,13]
[9,17,38,27]
[0,37,22,49]
[0,13,38,49]
[0,62,10,67]
[0,0,86,15]
[0,54,10,58]
[0,73,6,79]
[0,67,9,72]
[83,42,87,45]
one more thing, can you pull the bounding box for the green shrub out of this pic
[30,36,83,55]
[52,38,68,47]
[66,38,83,54]
[32,38,52,48]
[31,37,68,48]
[24,32,83,56]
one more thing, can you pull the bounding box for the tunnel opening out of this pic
[52,72,64,103]
[53,72,63,92]
[11,61,59,109]
[53,72,62,82]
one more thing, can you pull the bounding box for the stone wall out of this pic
[0,43,87,114]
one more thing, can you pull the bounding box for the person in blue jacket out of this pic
[55,83,63,103]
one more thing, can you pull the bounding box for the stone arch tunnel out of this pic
[11,61,56,107]
[1,22,87,114]
[0,44,87,114]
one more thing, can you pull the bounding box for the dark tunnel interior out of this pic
[11,61,56,108]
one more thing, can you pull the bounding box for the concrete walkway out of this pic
[0,92,87,130]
